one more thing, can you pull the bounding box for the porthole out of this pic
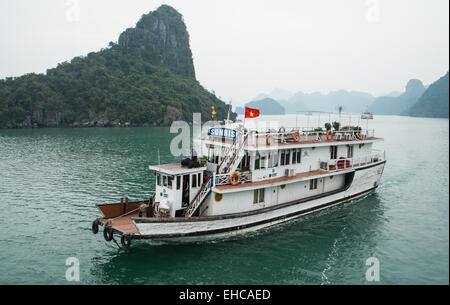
[215,193,223,202]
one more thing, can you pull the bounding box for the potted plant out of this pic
[332,121,340,131]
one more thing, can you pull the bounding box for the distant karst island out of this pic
[0,5,235,128]
[235,98,286,115]
[246,72,448,119]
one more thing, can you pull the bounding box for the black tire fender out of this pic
[103,226,113,242]
[92,220,99,234]
[121,235,132,249]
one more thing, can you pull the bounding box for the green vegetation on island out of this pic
[0,5,235,128]
[408,72,449,118]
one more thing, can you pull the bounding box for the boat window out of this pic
[271,151,278,167]
[253,189,264,204]
[163,175,168,187]
[192,174,197,188]
[156,173,161,186]
[255,152,260,170]
[296,149,301,163]
[292,149,301,164]
[347,145,354,158]
[168,176,173,189]
[280,150,285,166]
[261,156,267,169]
[176,176,181,190]
[285,150,290,165]
[330,146,338,160]
[309,179,318,190]
[208,145,214,162]
[198,173,202,186]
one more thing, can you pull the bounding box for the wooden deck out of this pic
[99,212,140,235]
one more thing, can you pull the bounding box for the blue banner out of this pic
[207,128,237,139]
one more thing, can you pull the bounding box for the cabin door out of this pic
[269,186,279,206]
[182,174,190,208]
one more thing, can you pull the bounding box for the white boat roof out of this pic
[148,163,206,175]
[198,136,383,151]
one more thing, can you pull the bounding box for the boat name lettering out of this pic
[208,128,236,139]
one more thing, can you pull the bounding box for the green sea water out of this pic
[0,115,448,284]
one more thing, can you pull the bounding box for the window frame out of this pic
[347,145,354,158]
[309,178,318,190]
[156,174,161,186]
[253,189,265,204]
[192,174,197,188]
[330,146,338,160]
[176,175,181,190]
[168,175,173,189]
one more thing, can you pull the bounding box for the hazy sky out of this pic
[0,0,448,105]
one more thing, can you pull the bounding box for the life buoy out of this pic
[326,130,333,140]
[229,172,241,185]
[292,130,300,142]
[266,134,273,145]
[355,132,362,140]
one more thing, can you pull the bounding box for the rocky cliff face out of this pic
[118,5,195,78]
[369,79,426,115]
[0,5,234,129]
[408,72,449,118]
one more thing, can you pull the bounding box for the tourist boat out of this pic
[92,113,386,248]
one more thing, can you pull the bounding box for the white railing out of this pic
[242,127,375,145]
[320,150,385,172]
[214,172,252,186]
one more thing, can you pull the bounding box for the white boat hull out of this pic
[132,162,385,242]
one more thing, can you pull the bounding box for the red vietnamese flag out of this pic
[244,107,260,118]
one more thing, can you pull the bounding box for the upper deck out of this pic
[199,127,382,151]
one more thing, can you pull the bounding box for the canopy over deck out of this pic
[148,163,206,175]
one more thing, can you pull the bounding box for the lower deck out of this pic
[99,212,140,235]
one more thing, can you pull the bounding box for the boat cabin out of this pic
[148,163,207,217]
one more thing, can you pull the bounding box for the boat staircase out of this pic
[218,133,248,174]
[182,133,248,217]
